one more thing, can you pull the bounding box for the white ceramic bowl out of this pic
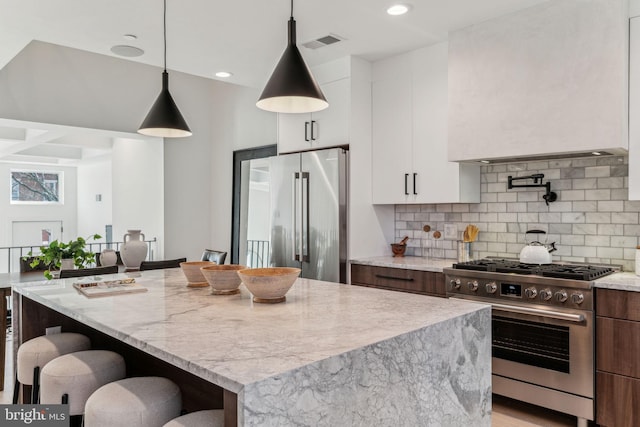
[200,265,245,295]
[237,267,301,303]
[180,261,216,287]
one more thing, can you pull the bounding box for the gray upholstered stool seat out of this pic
[40,350,126,415]
[84,376,182,427]
[163,409,224,427]
[14,332,91,403]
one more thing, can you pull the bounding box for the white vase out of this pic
[60,258,75,270]
[120,229,148,270]
[100,249,118,267]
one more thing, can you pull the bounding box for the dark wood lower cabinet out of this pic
[596,372,640,427]
[596,288,640,427]
[350,264,446,297]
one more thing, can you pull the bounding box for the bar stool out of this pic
[40,350,126,418]
[84,376,181,426]
[14,332,91,404]
[163,409,224,427]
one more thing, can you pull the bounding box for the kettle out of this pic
[519,230,557,264]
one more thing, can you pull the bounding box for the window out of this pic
[10,170,63,204]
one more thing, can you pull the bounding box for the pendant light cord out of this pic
[290,0,293,18]
[163,0,167,72]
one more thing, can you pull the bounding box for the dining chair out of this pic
[19,256,49,273]
[59,265,119,279]
[201,250,227,265]
[139,258,187,271]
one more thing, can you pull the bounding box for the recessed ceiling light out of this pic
[387,4,411,16]
[110,45,144,57]
[480,160,490,164]
[215,71,233,78]
[123,34,138,41]
[592,151,602,156]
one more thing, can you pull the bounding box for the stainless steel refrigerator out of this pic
[268,148,347,283]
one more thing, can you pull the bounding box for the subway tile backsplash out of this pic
[395,155,638,271]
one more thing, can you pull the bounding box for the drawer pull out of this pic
[375,274,414,282]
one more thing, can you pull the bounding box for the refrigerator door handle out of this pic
[301,171,310,262]
[292,172,300,261]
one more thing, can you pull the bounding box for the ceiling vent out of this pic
[302,34,344,50]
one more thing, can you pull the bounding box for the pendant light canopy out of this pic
[257,0,328,114]
[138,0,191,138]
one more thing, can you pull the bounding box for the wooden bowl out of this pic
[237,267,301,303]
[201,265,245,295]
[390,243,407,257]
[180,261,216,287]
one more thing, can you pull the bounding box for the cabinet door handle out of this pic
[413,173,418,195]
[375,274,414,282]
[304,121,310,142]
[405,173,409,195]
[310,120,317,141]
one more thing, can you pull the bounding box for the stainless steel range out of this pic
[444,259,616,427]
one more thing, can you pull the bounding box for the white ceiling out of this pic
[0,0,548,165]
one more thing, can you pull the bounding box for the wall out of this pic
[395,155,639,272]
[112,137,164,259]
[0,41,276,262]
[76,158,112,240]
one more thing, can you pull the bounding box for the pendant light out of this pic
[256,0,328,113]
[138,0,192,138]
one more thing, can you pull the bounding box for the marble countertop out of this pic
[12,268,486,394]
[350,256,457,272]
[594,272,640,292]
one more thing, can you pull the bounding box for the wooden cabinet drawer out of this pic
[596,371,640,427]
[596,288,640,321]
[350,264,445,297]
[596,316,640,378]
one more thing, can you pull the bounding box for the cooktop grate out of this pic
[453,259,615,281]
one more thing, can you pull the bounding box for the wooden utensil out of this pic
[464,225,479,242]
[463,225,479,242]
[398,236,409,245]
[469,225,479,242]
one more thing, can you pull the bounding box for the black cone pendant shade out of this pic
[138,0,191,138]
[138,71,191,137]
[257,6,328,113]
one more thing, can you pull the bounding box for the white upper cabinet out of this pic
[629,16,640,200]
[277,60,350,154]
[447,0,628,162]
[372,43,480,204]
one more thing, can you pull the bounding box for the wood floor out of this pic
[0,332,577,426]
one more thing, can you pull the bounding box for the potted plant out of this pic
[25,234,102,279]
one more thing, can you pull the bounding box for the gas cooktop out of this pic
[452,258,615,281]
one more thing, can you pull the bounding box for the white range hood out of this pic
[446,0,629,163]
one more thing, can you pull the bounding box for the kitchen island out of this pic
[12,269,490,426]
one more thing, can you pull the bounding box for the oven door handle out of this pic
[491,302,585,323]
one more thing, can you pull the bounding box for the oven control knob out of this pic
[539,289,553,301]
[524,287,538,299]
[485,282,498,294]
[450,279,461,290]
[467,280,479,292]
[554,290,568,303]
[570,293,585,305]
